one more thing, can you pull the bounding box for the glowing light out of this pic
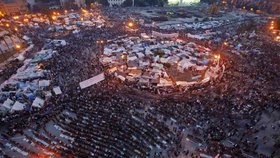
[64,10,68,13]
[223,42,228,46]
[243,6,246,9]
[250,8,254,11]
[0,11,4,17]
[82,9,88,14]
[270,26,274,30]
[5,23,9,27]
[52,16,57,20]
[15,44,21,49]
[36,63,44,70]
[13,16,19,20]
[14,27,18,31]
[128,22,134,27]
[214,54,220,60]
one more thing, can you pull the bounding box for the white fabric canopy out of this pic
[2,98,14,110]
[79,73,105,89]
[32,97,45,108]
[39,80,50,87]
[53,86,62,95]
[11,101,25,112]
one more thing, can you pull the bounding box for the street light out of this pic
[214,54,220,60]
[128,22,134,28]
[15,44,21,50]
[13,16,19,20]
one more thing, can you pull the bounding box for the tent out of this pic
[11,101,25,112]
[39,80,50,88]
[53,86,62,95]
[2,98,14,110]
[32,97,45,108]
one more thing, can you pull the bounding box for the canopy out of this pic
[79,73,105,89]
[39,80,50,88]
[32,97,45,108]
[11,101,25,112]
[53,86,62,95]
[2,98,14,110]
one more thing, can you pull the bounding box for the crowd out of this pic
[0,5,279,158]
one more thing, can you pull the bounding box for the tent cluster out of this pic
[0,40,64,115]
[48,11,106,32]
[101,33,223,89]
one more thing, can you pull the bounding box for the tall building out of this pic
[0,0,28,15]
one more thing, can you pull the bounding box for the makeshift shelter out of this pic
[53,86,62,95]
[32,97,45,108]
[11,101,25,112]
[2,98,14,110]
[39,80,50,88]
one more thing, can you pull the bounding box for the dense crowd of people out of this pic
[0,5,279,158]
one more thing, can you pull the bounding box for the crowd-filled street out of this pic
[0,3,279,158]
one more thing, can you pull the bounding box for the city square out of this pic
[0,0,279,158]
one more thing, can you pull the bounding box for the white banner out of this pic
[79,73,105,89]
[152,31,179,38]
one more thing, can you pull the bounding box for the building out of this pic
[26,0,61,11]
[60,0,86,9]
[108,0,126,7]
[74,0,86,8]
[168,0,200,6]
[0,0,28,15]
[26,0,85,11]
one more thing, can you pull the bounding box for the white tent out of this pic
[2,98,14,110]
[39,80,50,88]
[53,86,62,95]
[79,73,105,89]
[32,97,45,108]
[11,101,25,112]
